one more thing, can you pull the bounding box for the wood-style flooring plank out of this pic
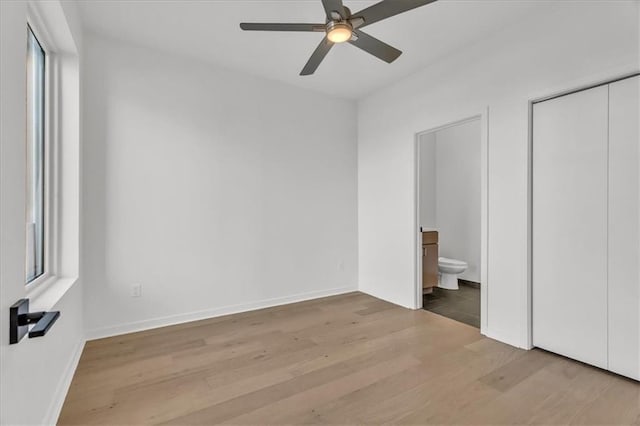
[59,292,640,425]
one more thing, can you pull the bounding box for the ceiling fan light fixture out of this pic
[326,22,352,43]
[239,0,438,75]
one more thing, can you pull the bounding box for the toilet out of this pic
[438,257,468,290]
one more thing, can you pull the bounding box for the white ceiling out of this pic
[77,0,551,99]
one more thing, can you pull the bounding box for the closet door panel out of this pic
[608,76,639,380]
[532,85,609,368]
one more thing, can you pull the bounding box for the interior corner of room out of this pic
[1,0,639,424]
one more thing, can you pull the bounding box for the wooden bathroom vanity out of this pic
[422,230,439,293]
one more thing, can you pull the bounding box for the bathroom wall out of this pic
[419,120,481,283]
[435,120,481,282]
[419,133,437,229]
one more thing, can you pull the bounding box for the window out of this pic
[26,25,46,284]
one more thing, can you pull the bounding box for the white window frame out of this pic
[25,8,59,293]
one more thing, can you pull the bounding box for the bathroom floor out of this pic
[423,281,480,328]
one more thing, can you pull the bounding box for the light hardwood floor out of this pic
[59,292,640,425]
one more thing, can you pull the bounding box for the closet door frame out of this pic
[526,71,640,350]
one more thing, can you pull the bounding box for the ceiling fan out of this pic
[240,0,437,76]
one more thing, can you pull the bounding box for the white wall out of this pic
[82,34,358,338]
[418,133,436,229]
[419,120,481,282]
[358,0,639,348]
[0,1,84,424]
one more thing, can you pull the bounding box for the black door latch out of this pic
[9,299,60,344]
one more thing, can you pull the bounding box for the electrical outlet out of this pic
[131,283,142,297]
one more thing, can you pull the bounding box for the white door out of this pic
[532,85,609,369]
[608,76,640,380]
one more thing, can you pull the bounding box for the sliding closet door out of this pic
[532,86,609,368]
[608,76,639,380]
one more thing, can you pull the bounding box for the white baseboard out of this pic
[358,289,415,309]
[43,337,85,425]
[86,285,358,341]
[483,326,529,350]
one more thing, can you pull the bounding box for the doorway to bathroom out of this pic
[415,116,486,329]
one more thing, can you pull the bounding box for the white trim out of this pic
[480,107,490,334]
[25,9,59,294]
[413,111,490,337]
[526,72,640,351]
[42,337,85,426]
[526,99,535,350]
[86,286,358,341]
[29,276,78,312]
[484,327,528,350]
[414,133,421,308]
[26,4,55,54]
[24,0,81,303]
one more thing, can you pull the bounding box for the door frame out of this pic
[527,71,640,349]
[414,110,489,335]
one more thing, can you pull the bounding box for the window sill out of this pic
[28,275,79,312]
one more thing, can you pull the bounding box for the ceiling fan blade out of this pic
[349,31,402,63]
[300,37,334,76]
[240,23,325,32]
[321,0,346,20]
[353,0,437,29]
